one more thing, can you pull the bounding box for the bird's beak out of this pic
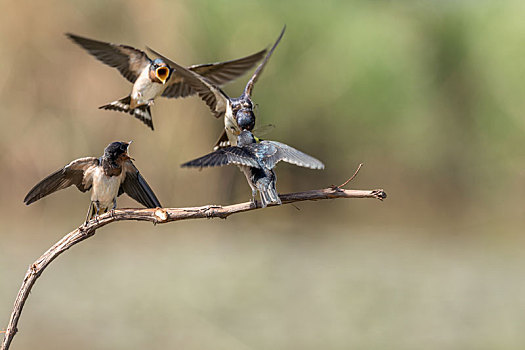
[254,136,261,143]
[156,67,169,84]
[124,142,134,161]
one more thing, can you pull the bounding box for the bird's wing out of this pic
[66,33,150,83]
[24,157,99,205]
[244,26,286,97]
[188,48,267,86]
[119,161,161,208]
[151,48,267,98]
[181,147,260,168]
[255,141,325,170]
[146,46,229,118]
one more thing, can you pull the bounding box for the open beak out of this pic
[156,67,169,84]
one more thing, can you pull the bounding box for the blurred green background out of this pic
[1,0,525,349]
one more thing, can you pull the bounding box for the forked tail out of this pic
[257,177,281,208]
[99,96,154,130]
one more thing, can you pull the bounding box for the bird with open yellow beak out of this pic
[66,33,267,130]
[145,26,286,148]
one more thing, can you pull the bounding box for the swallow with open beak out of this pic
[66,33,267,130]
[24,142,161,223]
[146,26,286,148]
[181,130,324,208]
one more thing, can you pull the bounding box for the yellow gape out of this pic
[155,67,169,83]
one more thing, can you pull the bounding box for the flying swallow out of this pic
[24,142,161,222]
[66,33,267,130]
[146,26,286,148]
[181,130,324,208]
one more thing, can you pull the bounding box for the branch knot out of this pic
[154,208,169,222]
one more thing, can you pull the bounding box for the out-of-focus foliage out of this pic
[1,1,525,349]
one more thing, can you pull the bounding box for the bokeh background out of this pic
[1,0,525,349]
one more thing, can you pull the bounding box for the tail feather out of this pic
[99,96,154,130]
[213,130,231,150]
[257,178,281,208]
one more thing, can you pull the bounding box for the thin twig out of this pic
[1,183,386,350]
[337,163,363,188]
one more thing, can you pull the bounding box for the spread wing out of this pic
[244,26,286,97]
[24,157,99,205]
[119,161,161,208]
[66,33,150,83]
[252,141,325,170]
[181,147,260,168]
[187,48,267,86]
[146,46,230,118]
[146,47,266,99]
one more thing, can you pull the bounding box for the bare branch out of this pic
[1,184,386,350]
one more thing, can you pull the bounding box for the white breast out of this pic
[224,104,239,146]
[88,167,124,210]
[131,68,164,105]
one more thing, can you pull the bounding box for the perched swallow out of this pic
[66,33,267,130]
[181,130,324,208]
[24,142,161,222]
[146,26,286,148]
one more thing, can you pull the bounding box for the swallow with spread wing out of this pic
[181,130,324,208]
[146,26,286,148]
[24,142,161,223]
[66,33,267,130]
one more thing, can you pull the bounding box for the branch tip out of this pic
[371,189,387,200]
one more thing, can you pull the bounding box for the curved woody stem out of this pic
[1,178,386,350]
